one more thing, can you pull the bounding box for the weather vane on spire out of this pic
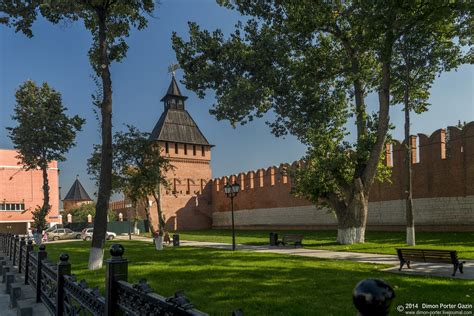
[168,63,179,77]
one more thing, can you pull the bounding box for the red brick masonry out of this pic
[111,123,474,231]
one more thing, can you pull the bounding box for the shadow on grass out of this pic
[41,241,474,316]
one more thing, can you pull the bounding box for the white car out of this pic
[81,228,116,241]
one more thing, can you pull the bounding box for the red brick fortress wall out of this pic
[212,123,474,231]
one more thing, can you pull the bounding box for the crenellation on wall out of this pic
[247,171,255,189]
[108,123,473,232]
[211,123,474,230]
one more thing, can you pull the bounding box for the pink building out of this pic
[0,149,60,234]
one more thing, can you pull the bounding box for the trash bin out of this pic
[173,234,180,246]
[269,232,278,246]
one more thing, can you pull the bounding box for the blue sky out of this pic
[1,0,473,201]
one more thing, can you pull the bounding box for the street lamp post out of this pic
[125,201,132,240]
[224,181,240,251]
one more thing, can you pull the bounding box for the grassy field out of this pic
[42,240,473,316]
[176,230,474,259]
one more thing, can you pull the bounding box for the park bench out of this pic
[396,248,465,276]
[277,234,304,247]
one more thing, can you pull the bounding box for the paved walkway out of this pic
[0,283,16,316]
[116,235,473,279]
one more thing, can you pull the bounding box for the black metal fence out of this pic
[1,233,396,316]
[0,233,208,316]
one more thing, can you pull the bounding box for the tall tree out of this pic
[41,0,155,269]
[172,1,470,244]
[87,126,173,238]
[113,126,173,238]
[7,80,84,234]
[391,21,470,246]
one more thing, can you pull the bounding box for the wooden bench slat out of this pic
[396,248,464,276]
[279,234,304,247]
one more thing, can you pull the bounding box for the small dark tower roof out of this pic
[63,176,92,201]
[150,76,212,146]
[160,76,188,102]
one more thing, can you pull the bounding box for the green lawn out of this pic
[176,230,474,259]
[42,240,473,316]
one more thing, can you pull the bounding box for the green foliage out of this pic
[172,1,470,218]
[7,80,84,230]
[67,203,96,222]
[8,81,85,170]
[391,15,471,113]
[40,0,155,74]
[0,0,41,37]
[66,203,118,222]
[107,209,118,221]
[31,206,47,231]
[87,125,173,231]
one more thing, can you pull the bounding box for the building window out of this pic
[193,145,196,156]
[165,142,169,153]
[184,144,188,155]
[201,145,205,156]
[0,203,25,211]
[175,143,178,154]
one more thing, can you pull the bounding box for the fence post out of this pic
[105,244,128,316]
[24,240,33,285]
[8,234,13,259]
[12,235,19,265]
[56,253,71,316]
[36,245,47,303]
[18,237,25,273]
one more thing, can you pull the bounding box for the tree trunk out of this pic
[89,10,113,270]
[40,164,50,232]
[143,200,156,235]
[335,180,368,245]
[404,86,415,246]
[133,207,138,234]
[152,189,165,236]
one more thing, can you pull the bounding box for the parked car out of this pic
[47,228,81,241]
[81,228,116,241]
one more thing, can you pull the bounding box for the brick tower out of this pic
[148,75,213,231]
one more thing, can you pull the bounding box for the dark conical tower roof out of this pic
[160,76,188,102]
[63,176,92,201]
[150,76,212,146]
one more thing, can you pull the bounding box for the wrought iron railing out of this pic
[27,250,38,287]
[40,259,59,314]
[0,233,396,316]
[115,279,207,315]
[0,233,215,316]
[63,274,105,315]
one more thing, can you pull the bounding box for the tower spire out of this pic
[160,67,188,110]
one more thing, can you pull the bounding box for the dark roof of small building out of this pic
[150,109,212,146]
[64,177,92,201]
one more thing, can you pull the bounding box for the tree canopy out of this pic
[172,0,471,244]
[0,0,40,37]
[88,125,173,234]
[7,80,84,231]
